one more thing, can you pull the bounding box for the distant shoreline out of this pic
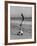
[10,17,32,21]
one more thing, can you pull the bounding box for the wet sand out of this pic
[10,20,32,40]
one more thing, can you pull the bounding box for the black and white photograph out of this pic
[10,6,32,39]
[5,1,36,45]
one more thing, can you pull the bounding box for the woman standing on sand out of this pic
[17,13,24,35]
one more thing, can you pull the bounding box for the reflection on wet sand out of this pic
[10,17,32,40]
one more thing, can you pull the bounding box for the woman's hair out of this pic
[21,13,24,21]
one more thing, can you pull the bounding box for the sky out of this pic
[10,6,32,17]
